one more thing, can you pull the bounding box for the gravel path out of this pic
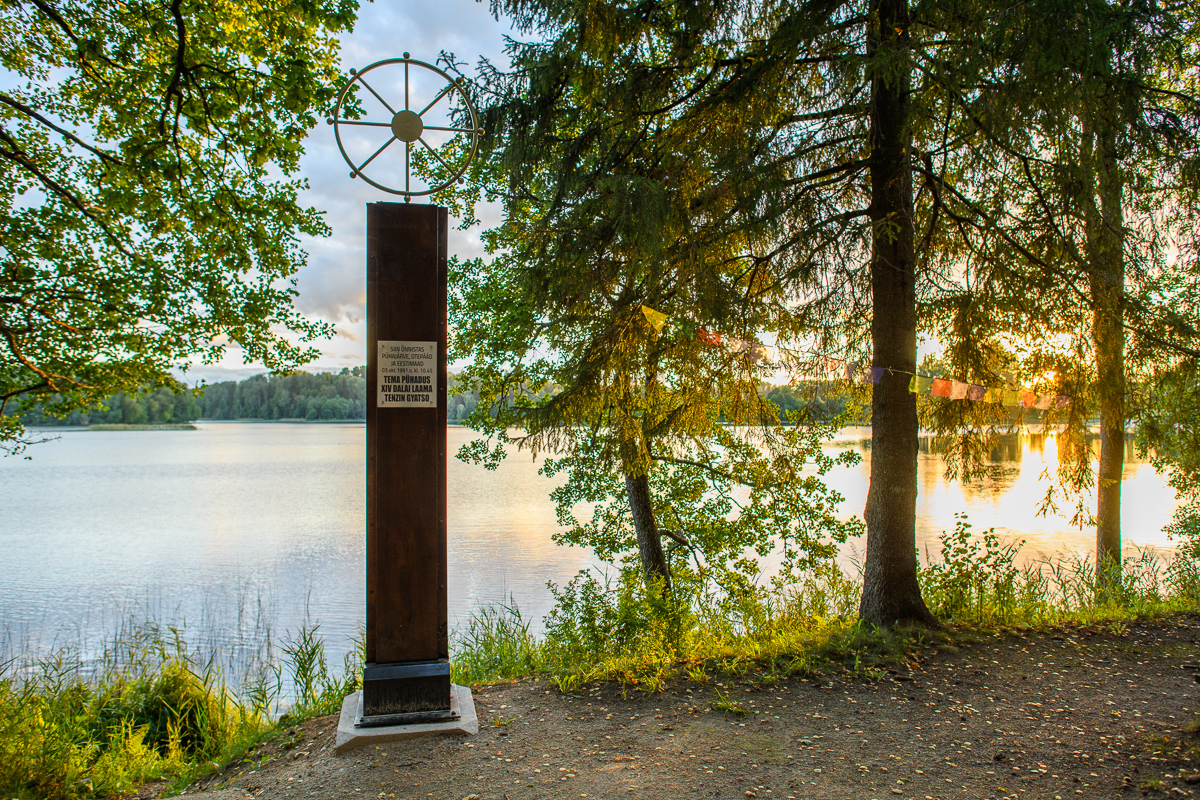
[183,614,1200,800]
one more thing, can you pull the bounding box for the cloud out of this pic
[334,324,362,342]
[225,2,520,373]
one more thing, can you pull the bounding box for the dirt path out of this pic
[185,615,1200,800]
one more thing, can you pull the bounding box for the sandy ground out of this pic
[181,614,1200,800]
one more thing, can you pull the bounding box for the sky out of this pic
[186,0,520,385]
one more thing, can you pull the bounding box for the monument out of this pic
[325,54,483,750]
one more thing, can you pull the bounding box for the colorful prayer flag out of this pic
[1020,390,1036,409]
[1055,395,1071,409]
[641,305,669,333]
[727,337,750,355]
[931,378,952,398]
[1002,389,1021,407]
[751,344,777,364]
[696,329,722,347]
[967,384,986,402]
[983,387,1002,404]
[866,366,885,385]
[950,380,970,400]
[1035,393,1054,410]
[844,360,859,381]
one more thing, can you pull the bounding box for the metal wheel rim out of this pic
[330,56,481,198]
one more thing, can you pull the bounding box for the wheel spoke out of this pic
[356,135,396,174]
[336,59,482,196]
[418,84,456,116]
[357,75,396,115]
[422,125,477,134]
[418,137,455,175]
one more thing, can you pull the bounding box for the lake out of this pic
[0,422,1180,678]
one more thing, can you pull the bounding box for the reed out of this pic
[450,599,543,686]
[0,618,358,800]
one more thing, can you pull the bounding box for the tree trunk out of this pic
[624,470,671,589]
[1087,120,1126,592]
[858,0,936,627]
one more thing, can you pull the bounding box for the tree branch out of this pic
[0,92,124,165]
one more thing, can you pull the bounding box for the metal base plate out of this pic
[355,686,461,728]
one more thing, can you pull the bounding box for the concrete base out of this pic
[334,684,477,754]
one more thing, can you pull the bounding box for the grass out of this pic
[450,599,541,687]
[448,525,1200,695]
[6,522,1198,799]
[0,620,359,800]
[711,687,748,716]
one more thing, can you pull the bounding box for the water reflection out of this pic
[0,423,1181,673]
[837,429,1176,565]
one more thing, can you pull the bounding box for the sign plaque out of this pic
[377,341,437,408]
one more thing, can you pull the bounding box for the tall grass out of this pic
[450,599,542,686]
[0,619,360,800]
[8,521,1196,799]
[449,522,1200,693]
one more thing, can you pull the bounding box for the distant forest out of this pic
[201,368,368,421]
[21,368,486,425]
[22,369,850,426]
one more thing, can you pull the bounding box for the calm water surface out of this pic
[0,422,1180,673]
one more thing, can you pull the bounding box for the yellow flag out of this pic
[908,375,933,393]
[641,305,669,333]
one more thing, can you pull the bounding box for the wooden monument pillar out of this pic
[361,201,455,723]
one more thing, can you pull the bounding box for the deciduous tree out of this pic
[0,0,357,453]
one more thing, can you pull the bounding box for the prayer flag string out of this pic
[638,306,1076,410]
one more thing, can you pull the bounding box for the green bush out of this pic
[0,631,252,800]
[0,620,360,800]
[918,514,1021,624]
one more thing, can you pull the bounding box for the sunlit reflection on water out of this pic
[0,422,1181,673]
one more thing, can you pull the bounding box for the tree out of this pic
[462,0,1046,624]
[856,0,938,625]
[916,0,1200,592]
[196,368,367,420]
[441,7,868,600]
[0,0,357,454]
